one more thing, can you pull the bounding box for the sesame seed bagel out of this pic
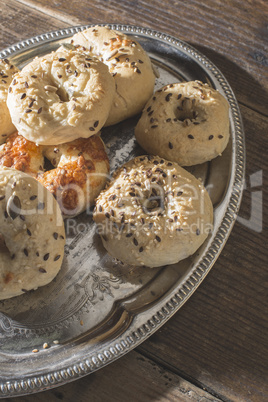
[0,168,65,300]
[6,48,115,145]
[93,155,213,268]
[135,81,230,166]
[0,132,110,217]
[68,26,156,126]
[0,58,20,144]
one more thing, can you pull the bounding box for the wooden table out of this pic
[0,1,267,401]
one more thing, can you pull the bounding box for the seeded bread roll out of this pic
[93,155,213,267]
[69,26,156,126]
[0,168,65,300]
[0,58,20,144]
[6,48,115,145]
[135,81,230,166]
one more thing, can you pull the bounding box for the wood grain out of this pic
[0,352,221,402]
[9,0,268,116]
[0,0,267,401]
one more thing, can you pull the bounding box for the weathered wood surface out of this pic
[0,0,267,401]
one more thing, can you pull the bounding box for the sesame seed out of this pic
[168,142,173,149]
[155,235,161,242]
[23,248,28,256]
[133,238,138,246]
[188,134,194,139]
[53,232,58,240]
[39,267,47,273]
[208,135,214,140]
[27,228,31,236]
[165,93,172,101]
[196,228,200,235]
[139,247,144,252]
[54,255,61,261]
[218,135,223,139]
[58,58,66,62]
[43,253,50,261]
[20,93,26,99]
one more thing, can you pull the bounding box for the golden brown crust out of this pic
[38,135,110,216]
[0,132,43,174]
[0,133,109,217]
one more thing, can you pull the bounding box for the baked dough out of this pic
[38,135,110,217]
[0,132,109,217]
[0,168,65,300]
[0,132,44,175]
[135,81,230,166]
[0,58,19,143]
[93,155,213,267]
[6,48,115,145]
[69,26,156,126]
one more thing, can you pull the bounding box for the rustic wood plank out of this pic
[9,0,268,115]
[0,0,70,50]
[0,1,267,401]
[0,351,221,402]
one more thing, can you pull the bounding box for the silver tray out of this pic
[0,24,245,397]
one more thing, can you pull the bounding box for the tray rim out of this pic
[0,23,245,397]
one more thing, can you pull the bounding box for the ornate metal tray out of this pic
[0,24,245,397]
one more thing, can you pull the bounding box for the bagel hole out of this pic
[56,86,69,102]
[44,156,55,171]
[142,188,165,215]
[175,97,204,124]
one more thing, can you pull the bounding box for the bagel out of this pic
[0,133,110,217]
[0,58,19,143]
[0,131,44,175]
[93,155,213,268]
[68,25,156,126]
[0,168,65,300]
[38,135,110,217]
[135,81,230,166]
[6,48,115,145]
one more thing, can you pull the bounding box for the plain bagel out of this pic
[0,58,19,144]
[135,81,230,166]
[93,155,213,268]
[68,25,156,126]
[0,168,65,300]
[6,48,115,145]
